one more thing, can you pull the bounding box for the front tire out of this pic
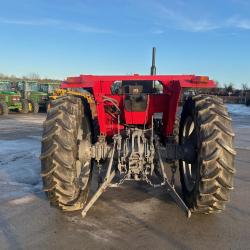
[0,102,9,115]
[46,101,51,112]
[179,95,236,214]
[21,99,29,114]
[29,99,39,113]
[40,96,92,211]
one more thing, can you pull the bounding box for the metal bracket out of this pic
[156,146,191,218]
[165,143,195,163]
[81,170,116,218]
[82,142,116,218]
[82,133,192,218]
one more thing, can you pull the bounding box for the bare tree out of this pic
[242,83,248,92]
[27,73,41,80]
[241,84,249,105]
[224,83,234,95]
[0,72,61,83]
[10,74,17,80]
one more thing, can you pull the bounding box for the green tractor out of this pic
[39,82,61,109]
[17,81,60,112]
[18,81,44,113]
[0,80,29,115]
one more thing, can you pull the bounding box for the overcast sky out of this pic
[0,0,250,87]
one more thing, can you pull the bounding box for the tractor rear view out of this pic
[41,48,235,217]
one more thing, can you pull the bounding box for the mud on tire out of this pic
[179,95,236,214]
[40,96,92,211]
[173,116,180,144]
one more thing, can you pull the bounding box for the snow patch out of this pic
[227,104,250,117]
[0,138,42,202]
[9,195,35,205]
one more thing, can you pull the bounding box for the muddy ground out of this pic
[0,106,249,250]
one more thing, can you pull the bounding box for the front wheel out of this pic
[29,99,39,113]
[0,102,9,115]
[46,101,51,112]
[179,95,236,214]
[40,96,92,211]
[20,99,29,114]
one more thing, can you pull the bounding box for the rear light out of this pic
[193,76,209,83]
[12,97,20,101]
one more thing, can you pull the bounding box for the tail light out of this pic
[193,76,209,83]
[12,96,20,101]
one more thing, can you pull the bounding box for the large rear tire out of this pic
[179,95,236,214]
[0,102,9,115]
[40,96,92,211]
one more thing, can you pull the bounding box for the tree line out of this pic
[0,73,61,83]
[1,72,249,96]
[220,83,249,96]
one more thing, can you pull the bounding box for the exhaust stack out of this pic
[150,47,156,76]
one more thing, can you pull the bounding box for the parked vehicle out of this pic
[0,80,29,115]
[17,81,60,112]
[41,48,235,218]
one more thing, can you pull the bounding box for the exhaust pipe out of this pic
[150,47,156,76]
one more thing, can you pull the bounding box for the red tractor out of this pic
[41,48,235,217]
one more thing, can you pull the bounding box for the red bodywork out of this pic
[62,74,215,137]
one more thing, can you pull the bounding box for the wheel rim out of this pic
[181,116,197,192]
[28,103,32,112]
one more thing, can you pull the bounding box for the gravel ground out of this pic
[0,107,249,250]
